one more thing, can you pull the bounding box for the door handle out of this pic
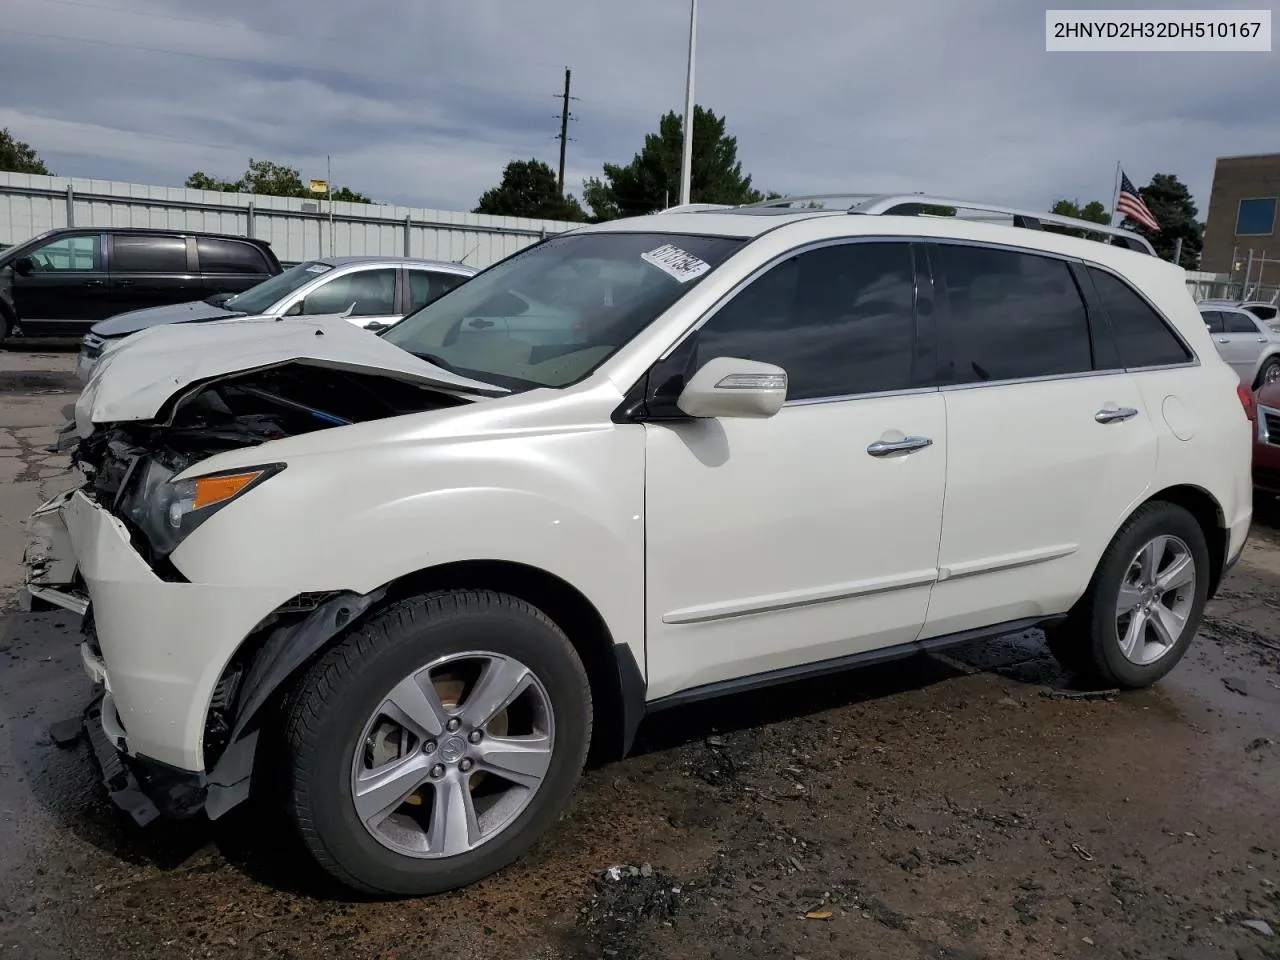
[867,436,933,457]
[82,279,105,287]
[1216,337,1229,343]
[116,279,134,287]
[1258,337,1267,343]
[1095,406,1139,424]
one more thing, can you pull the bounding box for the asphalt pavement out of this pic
[1,347,1278,960]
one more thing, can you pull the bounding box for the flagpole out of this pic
[1109,161,1122,226]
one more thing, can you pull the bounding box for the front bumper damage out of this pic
[23,486,381,824]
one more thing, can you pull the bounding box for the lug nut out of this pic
[459,759,474,773]
[423,740,437,754]
[446,717,461,732]
[430,764,445,779]
[468,730,483,744]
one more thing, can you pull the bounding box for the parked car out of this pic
[1198,303,1280,387]
[76,256,475,381]
[0,227,282,344]
[1198,298,1279,325]
[1245,381,1280,495]
[22,194,1252,896]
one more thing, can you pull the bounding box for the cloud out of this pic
[2,0,1275,219]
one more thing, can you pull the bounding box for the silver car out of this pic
[77,256,476,382]
[1199,303,1280,387]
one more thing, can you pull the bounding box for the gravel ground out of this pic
[0,347,1277,960]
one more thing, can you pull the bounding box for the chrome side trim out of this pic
[661,568,938,625]
[936,544,1079,582]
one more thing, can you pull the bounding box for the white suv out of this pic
[22,194,1253,897]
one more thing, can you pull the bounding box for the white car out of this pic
[22,195,1253,897]
[76,256,476,382]
[1198,302,1280,387]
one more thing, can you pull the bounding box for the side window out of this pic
[25,235,98,271]
[935,244,1093,383]
[407,270,469,313]
[1251,305,1278,322]
[111,235,188,273]
[1200,311,1225,334]
[1087,267,1193,367]
[197,238,269,275]
[1224,311,1260,334]
[299,268,397,316]
[694,242,916,401]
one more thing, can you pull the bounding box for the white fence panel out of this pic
[0,171,580,268]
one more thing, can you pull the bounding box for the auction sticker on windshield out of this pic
[641,244,711,283]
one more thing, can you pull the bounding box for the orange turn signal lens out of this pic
[192,471,263,510]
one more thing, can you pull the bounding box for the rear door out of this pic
[107,234,199,315]
[1213,308,1267,380]
[921,242,1159,639]
[10,232,106,334]
[195,238,276,298]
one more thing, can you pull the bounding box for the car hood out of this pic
[75,315,507,436]
[91,300,245,337]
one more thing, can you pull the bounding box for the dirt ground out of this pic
[0,347,1277,960]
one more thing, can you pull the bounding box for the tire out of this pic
[282,589,592,897]
[1256,357,1280,389]
[1045,501,1209,689]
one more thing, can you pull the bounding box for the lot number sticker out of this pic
[641,244,711,283]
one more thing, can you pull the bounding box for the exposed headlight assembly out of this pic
[123,460,285,558]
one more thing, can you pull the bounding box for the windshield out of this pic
[222,261,333,314]
[382,232,744,390]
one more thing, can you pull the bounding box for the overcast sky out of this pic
[2,0,1276,218]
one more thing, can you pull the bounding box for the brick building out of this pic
[1201,153,1279,275]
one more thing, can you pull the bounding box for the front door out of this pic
[107,234,199,316]
[642,240,948,701]
[919,242,1160,638]
[11,233,106,335]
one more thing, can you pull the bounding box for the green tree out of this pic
[331,186,372,204]
[1046,197,1112,238]
[1125,173,1203,268]
[474,159,586,221]
[0,129,51,175]
[582,105,767,220]
[185,159,374,203]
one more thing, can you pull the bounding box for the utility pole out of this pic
[679,0,698,206]
[555,67,577,196]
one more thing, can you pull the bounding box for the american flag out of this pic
[1116,171,1160,232]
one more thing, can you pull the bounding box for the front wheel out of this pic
[282,590,592,897]
[1046,502,1209,688]
[1256,357,1280,389]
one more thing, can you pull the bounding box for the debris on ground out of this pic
[48,717,82,747]
[1040,689,1119,702]
[1224,677,1251,697]
[1241,919,1275,937]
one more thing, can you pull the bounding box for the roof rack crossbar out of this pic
[738,193,879,210]
[847,194,1156,256]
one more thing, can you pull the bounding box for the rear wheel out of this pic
[1046,502,1209,688]
[282,590,592,896]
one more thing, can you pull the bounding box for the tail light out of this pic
[1238,383,1257,421]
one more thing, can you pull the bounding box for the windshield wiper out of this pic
[407,350,457,373]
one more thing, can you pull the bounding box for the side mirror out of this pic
[206,291,233,307]
[676,356,788,419]
[13,256,35,277]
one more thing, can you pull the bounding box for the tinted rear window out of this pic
[112,235,187,273]
[197,238,269,274]
[1087,267,1192,368]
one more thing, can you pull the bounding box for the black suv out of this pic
[0,227,282,342]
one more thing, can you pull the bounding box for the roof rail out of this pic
[659,202,734,214]
[739,193,877,210]
[848,194,1156,256]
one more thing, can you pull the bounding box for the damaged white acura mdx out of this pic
[22,195,1253,897]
